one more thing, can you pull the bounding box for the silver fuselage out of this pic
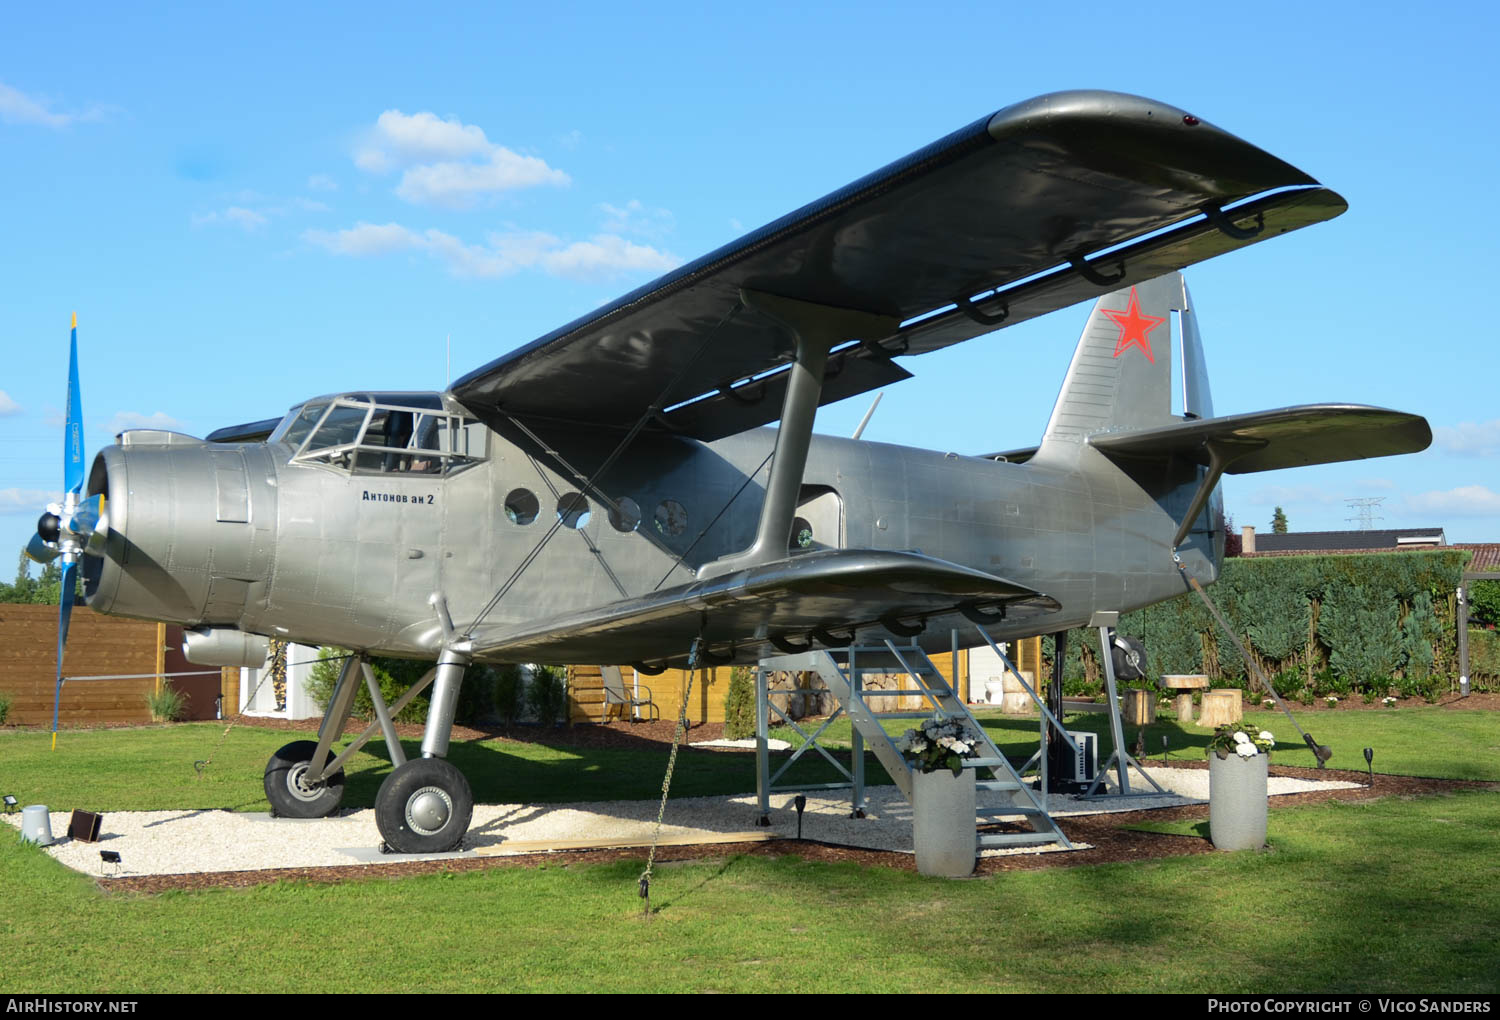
[83,417,1219,662]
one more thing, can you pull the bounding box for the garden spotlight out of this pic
[2,795,16,813]
[99,850,121,875]
[1363,747,1374,786]
[794,793,806,841]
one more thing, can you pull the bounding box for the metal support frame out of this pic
[700,291,897,581]
[1080,616,1166,799]
[754,644,1071,849]
[754,663,861,824]
[307,662,439,782]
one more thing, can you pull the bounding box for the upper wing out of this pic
[452,90,1345,441]
[1087,405,1433,473]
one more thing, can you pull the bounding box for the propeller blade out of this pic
[53,558,78,744]
[64,314,85,499]
[25,533,61,565]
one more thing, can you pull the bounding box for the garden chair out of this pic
[601,665,658,722]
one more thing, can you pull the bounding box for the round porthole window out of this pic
[609,496,641,533]
[654,499,687,537]
[791,516,814,550]
[557,492,591,530]
[504,488,539,526]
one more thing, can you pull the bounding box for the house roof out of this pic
[1251,528,1447,553]
[1454,544,1500,572]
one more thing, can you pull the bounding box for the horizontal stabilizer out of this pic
[1087,404,1432,473]
[467,549,1059,668]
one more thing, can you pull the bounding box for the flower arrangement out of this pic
[895,713,982,775]
[1325,695,1340,705]
[1382,696,1398,707]
[1206,723,1275,760]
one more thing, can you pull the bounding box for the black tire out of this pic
[264,740,345,818]
[1111,635,1148,682]
[375,758,473,854]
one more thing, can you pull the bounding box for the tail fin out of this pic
[1040,271,1208,450]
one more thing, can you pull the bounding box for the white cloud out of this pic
[305,222,680,282]
[192,206,268,231]
[1405,485,1500,517]
[353,109,569,208]
[599,199,675,239]
[0,390,20,416]
[106,411,186,436]
[0,81,99,128]
[0,488,62,514]
[358,110,494,170]
[537,233,681,281]
[1433,419,1500,458]
[557,129,583,151]
[225,206,268,231]
[395,152,569,208]
[307,174,338,192]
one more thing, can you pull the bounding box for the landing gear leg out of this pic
[376,647,475,853]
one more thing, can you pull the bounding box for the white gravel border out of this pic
[4,767,1358,879]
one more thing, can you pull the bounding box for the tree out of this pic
[0,550,76,605]
[1272,506,1289,534]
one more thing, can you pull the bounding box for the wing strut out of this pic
[698,291,897,580]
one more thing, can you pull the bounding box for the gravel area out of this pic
[2,765,1362,881]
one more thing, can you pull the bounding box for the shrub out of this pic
[724,666,756,740]
[0,690,10,725]
[305,649,494,725]
[485,664,524,726]
[1469,579,1500,628]
[526,665,567,726]
[146,683,186,723]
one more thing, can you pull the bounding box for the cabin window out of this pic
[608,497,641,533]
[557,493,590,530]
[505,489,539,525]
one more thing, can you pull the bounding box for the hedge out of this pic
[1043,550,1473,700]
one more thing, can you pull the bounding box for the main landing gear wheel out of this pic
[375,757,474,854]
[264,740,346,819]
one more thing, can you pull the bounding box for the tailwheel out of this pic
[264,740,345,818]
[375,757,473,854]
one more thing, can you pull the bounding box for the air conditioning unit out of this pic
[1065,730,1098,784]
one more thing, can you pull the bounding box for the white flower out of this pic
[1233,731,1252,745]
[1259,731,1274,742]
[1236,743,1259,758]
[909,739,927,754]
[951,741,971,755]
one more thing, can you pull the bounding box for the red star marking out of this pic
[1101,286,1166,363]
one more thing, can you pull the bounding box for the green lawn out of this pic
[775,703,1500,781]
[0,710,1495,993]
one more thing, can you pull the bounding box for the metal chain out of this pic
[638,637,703,914]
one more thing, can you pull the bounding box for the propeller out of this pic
[26,315,108,749]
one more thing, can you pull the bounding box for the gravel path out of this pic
[3,766,1359,880]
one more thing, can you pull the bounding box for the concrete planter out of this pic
[912,767,976,877]
[1208,752,1269,850]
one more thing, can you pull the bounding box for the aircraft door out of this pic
[792,486,843,552]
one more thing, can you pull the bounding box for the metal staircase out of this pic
[757,640,1071,851]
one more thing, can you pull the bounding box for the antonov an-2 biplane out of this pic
[28,91,1429,853]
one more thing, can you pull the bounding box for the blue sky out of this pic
[3,1,1498,568]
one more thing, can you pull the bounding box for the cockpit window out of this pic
[304,404,370,451]
[278,402,329,449]
[286,392,486,477]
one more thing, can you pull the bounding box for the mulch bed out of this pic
[99,717,1497,894]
